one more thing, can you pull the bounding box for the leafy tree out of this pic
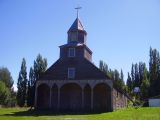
[34,54,47,81]
[99,60,109,74]
[99,60,125,91]
[27,67,34,107]
[114,69,120,84]
[126,72,132,94]
[0,67,15,107]
[28,54,47,107]
[114,69,125,91]
[120,69,125,87]
[99,60,126,90]
[131,64,135,87]
[140,65,150,100]
[0,67,13,89]
[17,58,27,107]
[134,63,140,87]
[0,81,9,105]
[139,62,145,85]
[120,69,124,82]
[149,47,160,97]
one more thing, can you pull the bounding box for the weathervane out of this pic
[75,6,82,18]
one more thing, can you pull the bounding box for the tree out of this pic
[126,72,132,94]
[0,81,10,105]
[17,58,27,107]
[34,54,47,81]
[134,63,140,87]
[140,65,150,100]
[0,67,15,107]
[114,69,125,91]
[0,81,6,105]
[28,54,47,107]
[149,47,160,97]
[120,69,125,87]
[99,60,125,91]
[99,60,109,74]
[139,62,145,85]
[120,69,124,82]
[27,67,34,107]
[131,64,135,87]
[0,67,13,89]
[114,69,120,82]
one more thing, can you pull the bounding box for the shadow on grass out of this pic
[1,109,105,117]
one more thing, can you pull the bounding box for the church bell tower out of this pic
[59,7,92,61]
[68,7,87,44]
[67,18,87,44]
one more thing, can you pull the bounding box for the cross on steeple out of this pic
[75,6,82,18]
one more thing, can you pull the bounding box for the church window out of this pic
[71,33,77,41]
[68,48,75,57]
[68,68,75,79]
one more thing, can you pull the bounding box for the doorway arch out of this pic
[37,83,50,109]
[60,83,82,112]
[93,83,111,112]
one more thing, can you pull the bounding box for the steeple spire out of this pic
[68,6,85,32]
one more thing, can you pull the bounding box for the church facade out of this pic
[34,16,127,112]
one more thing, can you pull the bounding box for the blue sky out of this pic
[0,0,160,90]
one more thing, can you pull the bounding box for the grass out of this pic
[0,107,160,120]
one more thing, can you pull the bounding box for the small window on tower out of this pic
[71,34,77,41]
[68,68,75,79]
[68,48,75,57]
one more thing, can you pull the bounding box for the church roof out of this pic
[68,18,85,31]
[39,58,110,80]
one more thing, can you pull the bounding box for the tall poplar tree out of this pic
[126,72,132,94]
[120,69,125,87]
[28,54,47,107]
[140,65,150,99]
[134,63,140,87]
[131,64,135,87]
[27,67,35,107]
[149,47,160,97]
[99,60,109,75]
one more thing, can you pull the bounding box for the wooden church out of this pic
[35,12,127,112]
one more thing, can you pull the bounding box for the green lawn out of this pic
[0,107,160,120]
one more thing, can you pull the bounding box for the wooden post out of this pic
[57,87,60,110]
[82,88,84,110]
[49,87,52,108]
[91,88,93,110]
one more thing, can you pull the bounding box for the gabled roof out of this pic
[68,18,84,31]
[39,58,110,80]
